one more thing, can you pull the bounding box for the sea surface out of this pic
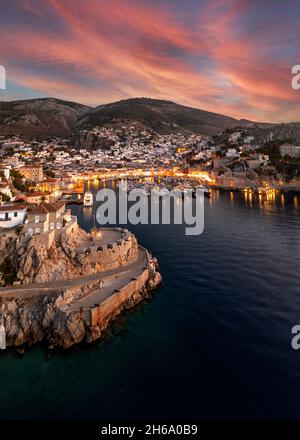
[1,187,300,419]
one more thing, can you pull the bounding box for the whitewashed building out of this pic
[0,205,27,229]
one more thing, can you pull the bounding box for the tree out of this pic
[0,192,11,202]
[10,169,30,192]
[45,169,56,178]
[0,170,7,182]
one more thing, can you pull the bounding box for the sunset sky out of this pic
[1,0,300,122]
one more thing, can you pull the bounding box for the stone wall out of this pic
[0,262,161,349]
[90,268,150,329]
[0,225,140,286]
[31,229,56,250]
[76,233,138,273]
[0,224,162,350]
[59,216,78,241]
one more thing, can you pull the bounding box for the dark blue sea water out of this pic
[1,189,300,420]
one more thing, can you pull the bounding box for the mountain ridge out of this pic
[1,96,299,141]
[76,97,256,135]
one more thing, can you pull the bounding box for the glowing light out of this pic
[294,196,298,207]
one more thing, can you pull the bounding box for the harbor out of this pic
[1,187,299,419]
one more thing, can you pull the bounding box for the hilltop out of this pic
[1,96,300,143]
[0,97,254,139]
[75,97,254,135]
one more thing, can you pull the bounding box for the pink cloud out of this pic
[1,0,299,122]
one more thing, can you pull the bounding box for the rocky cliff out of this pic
[0,225,161,350]
[0,225,138,286]
[0,263,161,349]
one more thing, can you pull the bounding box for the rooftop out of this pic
[29,201,65,215]
[0,204,27,212]
[19,165,43,169]
[25,191,51,197]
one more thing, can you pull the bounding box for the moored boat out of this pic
[83,191,93,207]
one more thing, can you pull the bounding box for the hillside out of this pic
[0,98,91,138]
[253,122,300,144]
[1,96,300,142]
[76,98,254,135]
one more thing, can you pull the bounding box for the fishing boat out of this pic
[83,191,93,207]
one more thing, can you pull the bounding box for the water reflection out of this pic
[83,206,93,221]
[294,195,298,209]
[82,179,300,215]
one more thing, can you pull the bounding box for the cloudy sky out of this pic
[0,0,300,122]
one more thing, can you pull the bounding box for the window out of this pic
[35,215,40,223]
[56,223,61,229]
[35,228,40,234]
[50,223,54,230]
[14,212,18,217]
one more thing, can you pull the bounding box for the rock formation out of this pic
[0,225,161,350]
[0,224,138,285]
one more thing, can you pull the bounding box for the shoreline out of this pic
[0,226,162,351]
[206,183,300,193]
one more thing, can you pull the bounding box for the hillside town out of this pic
[1,122,300,234]
[0,127,164,348]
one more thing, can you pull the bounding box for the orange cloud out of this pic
[1,0,299,122]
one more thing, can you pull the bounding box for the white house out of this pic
[279,143,300,158]
[0,165,10,180]
[226,148,240,158]
[243,136,255,144]
[0,205,27,229]
[229,132,241,143]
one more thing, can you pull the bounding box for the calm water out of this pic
[1,188,300,420]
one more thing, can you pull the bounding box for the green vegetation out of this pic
[0,258,16,285]
[0,170,7,182]
[0,192,11,202]
[10,169,30,192]
[276,157,300,180]
[256,140,300,180]
[256,142,281,162]
[15,225,24,235]
[240,151,251,157]
[48,152,56,162]
[45,169,56,178]
[3,146,14,157]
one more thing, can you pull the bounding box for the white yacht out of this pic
[83,191,93,207]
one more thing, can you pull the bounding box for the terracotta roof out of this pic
[19,165,43,169]
[0,204,27,212]
[29,201,65,215]
[25,192,50,197]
